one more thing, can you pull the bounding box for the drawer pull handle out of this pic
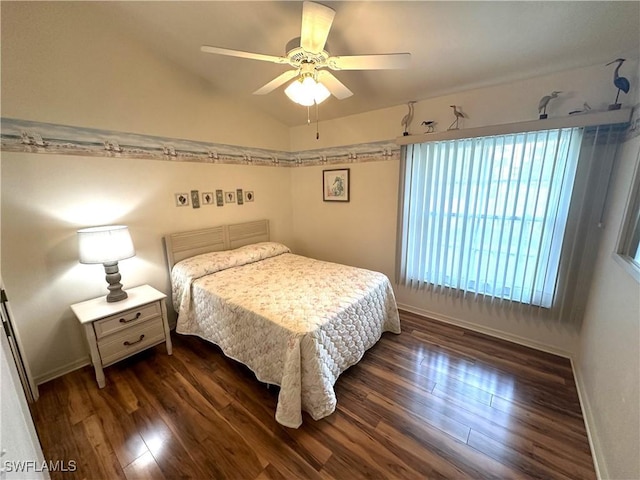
[120,312,142,324]
[124,334,145,346]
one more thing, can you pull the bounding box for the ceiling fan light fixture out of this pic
[200,1,410,109]
[285,75,330,106]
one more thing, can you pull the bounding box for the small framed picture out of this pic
[323,168,350,202]
[237,189,244,205]
[245,191,255,202]
[191,190,200,209]
[216,189,224,207]
[202,192,214,205]
[225,191,236,204]
[175,193,189,207]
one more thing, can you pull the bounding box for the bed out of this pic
[165,219,400,428]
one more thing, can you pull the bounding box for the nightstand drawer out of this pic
[94,302,161,339]
[72,285,172,388]
[98,317,165,366]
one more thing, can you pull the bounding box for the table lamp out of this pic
[77,225,135,302]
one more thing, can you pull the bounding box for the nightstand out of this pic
[71,284,173,388]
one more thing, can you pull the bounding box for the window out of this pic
[616,143,640,282]
[397,128,583,308]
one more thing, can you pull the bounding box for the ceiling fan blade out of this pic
[253,70,299,95]
[328,53,411,70]
[300,1,335,53]
[317,70,353,99]
[201,45,288,65]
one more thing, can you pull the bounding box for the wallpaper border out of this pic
[0,118,400,167]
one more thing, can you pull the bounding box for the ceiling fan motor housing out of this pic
[200,1,408,100]
[285,37,330,69]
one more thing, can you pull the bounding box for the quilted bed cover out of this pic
[171,242,400,428]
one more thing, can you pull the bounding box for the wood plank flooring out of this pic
[30,310,596,479]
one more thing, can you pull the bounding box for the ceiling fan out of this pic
[200,1,411,106]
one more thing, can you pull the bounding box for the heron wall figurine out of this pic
[448,105,466,130]
[606,58,630,110]
[421,120,436,133]
[401,101,417,136]
[569,102,592,115]
[538,91,561,119]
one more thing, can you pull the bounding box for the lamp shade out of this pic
[285,76,331,106]
[77,225,135,265]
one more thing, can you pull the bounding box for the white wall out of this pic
[290,60,639,356]
[1,153,293,382]
[0,1,289,150]
[288,62,639,477]
[291,159,399,278]
[2,1,639,476]
[0,1,293,382]
[575,135,640,480]
[290,62,638,151]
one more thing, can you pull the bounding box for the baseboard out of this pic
[397,303,573,359]
[33,328,177,386]
[571,358,605,480]
[34,357,90,386]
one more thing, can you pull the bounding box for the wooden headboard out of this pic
[164,219,270,268]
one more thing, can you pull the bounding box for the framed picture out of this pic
[215,189,224,207]
[245,191,255,202]
[225,191,236,204]
[237,188,244,205]
[202,192,214,205]
[191,190,200,209]
[323,168,350,202]
[175,193,189,207]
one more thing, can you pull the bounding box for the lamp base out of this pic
[103,262,128,302]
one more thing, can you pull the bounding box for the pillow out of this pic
[172,241,290,284]
[171,242,291,311]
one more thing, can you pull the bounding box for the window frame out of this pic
[614,143,640,283]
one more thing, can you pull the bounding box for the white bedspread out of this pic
[171,242,400,428]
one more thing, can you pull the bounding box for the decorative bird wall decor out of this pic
[606,58,630,110]
[538,91,561,119]
[401,101,417,136]
[448,105,466,130]
[569,102,592,115]
[421,120,436,133]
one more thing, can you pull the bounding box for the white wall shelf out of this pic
[396,108,633,145]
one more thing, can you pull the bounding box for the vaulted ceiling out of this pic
[100,1,639,126]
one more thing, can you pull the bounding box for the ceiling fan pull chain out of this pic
[307,105,311,125]
[316,102,320,140]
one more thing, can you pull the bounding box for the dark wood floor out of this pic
[30,310,596,479]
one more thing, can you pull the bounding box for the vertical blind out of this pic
[398,128,582,307]
[397,124,624,322]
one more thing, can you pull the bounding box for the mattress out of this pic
[171,242,401,427]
